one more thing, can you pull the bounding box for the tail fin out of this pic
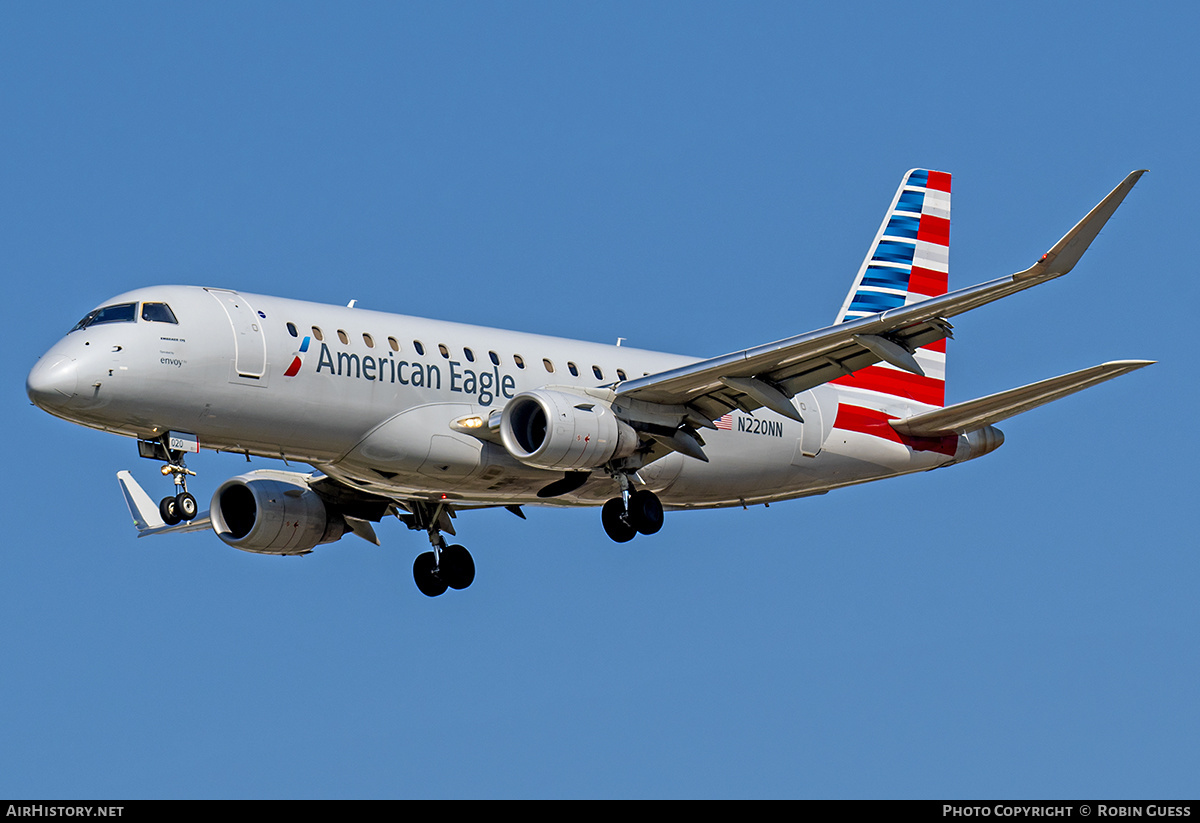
[833,169,951,408]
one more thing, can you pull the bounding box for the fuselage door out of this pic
[205,288,268,385]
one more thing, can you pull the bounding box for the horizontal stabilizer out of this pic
[117,470,212,537]
[889,360,1154,437]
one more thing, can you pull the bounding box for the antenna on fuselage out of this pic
[616,337,625,347]
[347,299,357,308]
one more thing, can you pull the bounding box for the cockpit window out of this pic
[70,302,137,332]
[141,302,179,324]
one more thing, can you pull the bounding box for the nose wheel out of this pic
[158,492,197,526]
[156,449,198,526]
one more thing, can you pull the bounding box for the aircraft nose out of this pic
[27,354,79,409]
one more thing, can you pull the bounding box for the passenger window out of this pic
[592,365,603,380]
[543,358,554,373]
[489,351,500,366]
[438,344,450,359]
[413,340,425,355]
[337,330,349,344]
[286,322,298,337]
[141,303,179,324]
[463,347,475,362]
[617,369,627,381]
[363,333,375,348]
[388,337,400,352]
[311,326,324,342]
[567,362,579,377]
[514,355,525,369]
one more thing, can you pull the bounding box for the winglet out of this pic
[116,471,212,537]
[118,470,165,531]
[1016,170,1147,282]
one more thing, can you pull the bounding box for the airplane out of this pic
[26,169,1153,597]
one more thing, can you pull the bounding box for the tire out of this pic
[601,498,637,543]
[627,490,664,535]
[413,551,448,597]
[440,544,476,590]
[159,496,181,526]
[175,492,198,521]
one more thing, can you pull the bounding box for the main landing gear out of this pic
[158,453,198,526]
[401,500,476,597]
[413,542,475,597]
[601,476,664,543]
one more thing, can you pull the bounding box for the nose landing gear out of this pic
[157,457,198,526]
[137,435,201,526]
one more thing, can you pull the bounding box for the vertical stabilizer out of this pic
[833,169,951,408]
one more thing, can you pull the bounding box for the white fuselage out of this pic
[28,285,960,511]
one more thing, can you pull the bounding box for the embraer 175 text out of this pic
[27,170,1153,596]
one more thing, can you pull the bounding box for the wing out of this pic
[615,170,1146,425]
[117,470,386,544]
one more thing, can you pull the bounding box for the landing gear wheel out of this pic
[627,490,664,535]
[159,496,181,526]
[602,498,637,543]
[440,544,476,590]
[175,492,198,521]
[413,551,448,597]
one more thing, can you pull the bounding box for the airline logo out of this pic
[284,336,310,377]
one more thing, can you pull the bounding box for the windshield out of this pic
[69,302,138,332]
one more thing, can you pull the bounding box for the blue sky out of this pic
[3,2,1195,798]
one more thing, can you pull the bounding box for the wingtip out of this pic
[117,469,164,531]
[1016,169,1147,282]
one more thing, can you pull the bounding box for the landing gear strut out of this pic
[601,474,664,543]
[402,500,476,597]
[155,441,198,526]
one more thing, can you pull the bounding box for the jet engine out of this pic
[499,389,638,471]
[209,470,347,555]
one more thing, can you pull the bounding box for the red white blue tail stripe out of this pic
[833,169,950,410]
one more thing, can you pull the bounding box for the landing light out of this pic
[449,411,505,445]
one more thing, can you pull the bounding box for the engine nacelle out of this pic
[500,389,638,471]
[209,470,347,555]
